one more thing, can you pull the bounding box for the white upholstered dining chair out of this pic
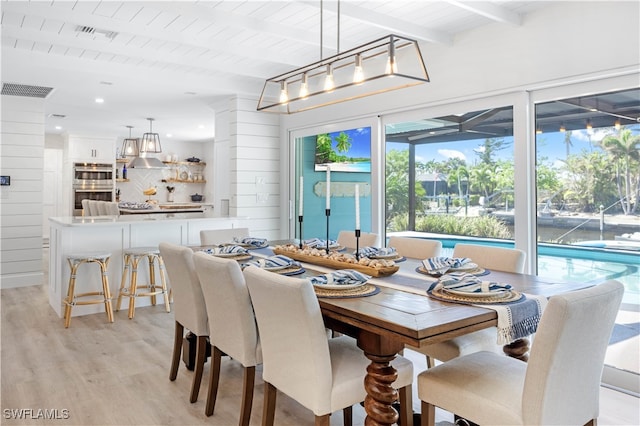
[337,230,378,248]
[387,236,442,259]
[418,280,624,426]
[200,227,249,246]
[415,243,527,367]
[244,266,414,426]
[193,252,262,425]
[158,242,209,403]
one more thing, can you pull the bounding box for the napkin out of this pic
[308,269,371,286]
[242,255,295,269]
[234,236,268,247]
[304,238,338,248]
[437,273,511,293]
[201,245,248,256]
[423,256,471,275]
[356,246,397,258]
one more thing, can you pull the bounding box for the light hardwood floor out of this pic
[1,254,638,425]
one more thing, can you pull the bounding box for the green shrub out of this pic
[414,215,512,239]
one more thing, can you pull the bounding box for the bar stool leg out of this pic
[127,255,142,320]
[148,254,157,306]
[157,255,171,313]
[99,258,114,323]
[116,254,131,312]
[64,259,81,328]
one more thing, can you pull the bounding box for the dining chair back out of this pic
[200,227,250,246]
[88,200,100,216]
[387,236,442,259]
[417,280,624,426]
[337,230,378,249]
[81,199,92,216]
[417,243,527,365]
[452,243,526,273]
[193,252,261,423]
[104,201,120,215]
[244,265,414,426]
[158,242,209,403]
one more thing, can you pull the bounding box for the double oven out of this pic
[72,162,114,216]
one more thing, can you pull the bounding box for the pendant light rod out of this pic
[320,0,323,60]
[337,0,340,54]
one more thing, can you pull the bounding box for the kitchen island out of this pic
[48,214,249,319]
[117,201,211,216]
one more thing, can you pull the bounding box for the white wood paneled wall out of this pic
[1,95,45,288]
[228,96,281,240]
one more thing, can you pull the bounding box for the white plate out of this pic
[443,287,511,298]
[449,262,478,271]
[312,281,367,290]
[254,258,293,271]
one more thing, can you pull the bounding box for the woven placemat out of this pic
[273,266,305,276]
[428,286,523,305]
[369,255,406,263]
[415,265,489,277]
[217,254,253,261]
[314,283,380,299]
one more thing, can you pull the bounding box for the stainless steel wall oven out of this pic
[72,162,114,216]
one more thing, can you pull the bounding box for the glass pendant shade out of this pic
[140,118,162,153]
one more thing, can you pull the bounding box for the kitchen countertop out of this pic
[119,202,209,214]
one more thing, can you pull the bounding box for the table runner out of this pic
[255,246,546,344]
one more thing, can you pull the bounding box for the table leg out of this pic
[503,337,530,361]
[363,353,399,426]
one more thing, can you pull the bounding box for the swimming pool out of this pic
[391,232,640,307]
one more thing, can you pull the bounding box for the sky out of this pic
[386,125,639,167]
[326,127,371,158]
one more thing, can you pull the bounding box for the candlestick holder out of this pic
[355,229,361,261]
[298,215,304,249]
[325,208,331,254]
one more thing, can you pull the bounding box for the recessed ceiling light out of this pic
[166,133,172,137]
[198,124,204,129]
[55,126,62,130]
[95,98,104,103]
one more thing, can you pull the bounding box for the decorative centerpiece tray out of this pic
[272,248,399,277]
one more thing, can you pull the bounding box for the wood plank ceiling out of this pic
[1,1,546,141]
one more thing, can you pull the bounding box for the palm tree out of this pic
[600,128,640,214]
[334,131,352,155]
[564,130,573,159]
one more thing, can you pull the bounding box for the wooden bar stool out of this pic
[63,252,114,328]
[116,247,171,319]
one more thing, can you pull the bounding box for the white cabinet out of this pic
[66,136,115,163]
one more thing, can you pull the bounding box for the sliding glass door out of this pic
[384,105,516,251]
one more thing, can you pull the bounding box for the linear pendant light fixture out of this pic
[257,33,430,114]
[258,0,429,114]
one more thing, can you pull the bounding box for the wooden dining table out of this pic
[233,243,589,426]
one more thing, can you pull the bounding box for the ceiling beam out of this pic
[446,1,521,26]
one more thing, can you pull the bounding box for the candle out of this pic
[299,176,304,216]
[325,166,331,209]
[355,184,360,230]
